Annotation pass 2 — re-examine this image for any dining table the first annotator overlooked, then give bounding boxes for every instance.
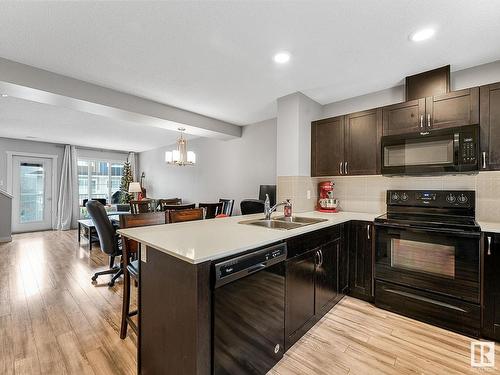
[77,211,130,250]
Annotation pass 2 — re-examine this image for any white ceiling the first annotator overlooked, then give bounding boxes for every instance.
[0,1,500,149]
[0,96,189,152]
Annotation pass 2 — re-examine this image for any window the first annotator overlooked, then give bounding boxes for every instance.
[78,159,124,205]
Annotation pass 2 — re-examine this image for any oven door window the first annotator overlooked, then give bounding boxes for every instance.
[375,226,480,303]
[384,138,454,167]
[390,239,455,278]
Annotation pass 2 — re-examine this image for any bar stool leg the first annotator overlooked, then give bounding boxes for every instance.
[120,269,130,339]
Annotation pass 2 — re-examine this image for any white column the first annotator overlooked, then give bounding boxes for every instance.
[276,92,322,211]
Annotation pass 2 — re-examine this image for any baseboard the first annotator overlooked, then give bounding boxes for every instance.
[0,236,12,243]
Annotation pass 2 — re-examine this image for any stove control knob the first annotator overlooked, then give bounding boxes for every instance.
[446,194,456,203]
[458,194,468,204]
[400,193,409,201]
[391,193,400,201]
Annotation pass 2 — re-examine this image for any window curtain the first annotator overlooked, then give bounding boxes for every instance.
[56,145,79,230]
[128,152,137,182]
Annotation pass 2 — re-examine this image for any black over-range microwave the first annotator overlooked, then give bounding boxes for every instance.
[381,125,479,175]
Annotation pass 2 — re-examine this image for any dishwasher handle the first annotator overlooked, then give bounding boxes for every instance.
[214,243,287,288]
[247,263,267,274]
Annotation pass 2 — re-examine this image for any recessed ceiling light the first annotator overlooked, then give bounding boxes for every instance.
[1,94,8,97]
[410,28,436,42]
[273,51,291,64]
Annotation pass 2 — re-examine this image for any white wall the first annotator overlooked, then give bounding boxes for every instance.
[298,94,323,176]
[0,192,12,242]
[0,137,66,193]
[322,86,405,118]
[323,60,500,117]
[77,147,129,163]
[138,119,277,215]
[276,92,322,176]
[276,93,299,177]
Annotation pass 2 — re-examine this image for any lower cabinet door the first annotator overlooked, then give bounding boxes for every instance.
[483,233,500,341]
[315,239,340,314]
[348,221,373,301]
[285,249,316,348]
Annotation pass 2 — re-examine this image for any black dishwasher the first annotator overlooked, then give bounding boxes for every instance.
[213,242,287,375]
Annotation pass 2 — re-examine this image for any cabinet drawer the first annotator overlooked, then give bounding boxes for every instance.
[375,280,480,337]
[286,225,341,258]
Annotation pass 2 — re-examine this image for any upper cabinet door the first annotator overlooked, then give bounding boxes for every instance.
[311,116,344,177]
[480,82,500,171]
[345,109,382,175]
[382,98,426,136]
[426,87,479,130]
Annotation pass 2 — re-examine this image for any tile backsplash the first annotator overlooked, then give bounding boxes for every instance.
[277,172,500,222]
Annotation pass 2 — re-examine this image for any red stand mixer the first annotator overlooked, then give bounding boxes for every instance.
[317,181,339,213]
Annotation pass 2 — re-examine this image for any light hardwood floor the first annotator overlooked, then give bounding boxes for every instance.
[1,230,498,375]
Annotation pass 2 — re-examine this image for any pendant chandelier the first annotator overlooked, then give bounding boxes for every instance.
[165,128,196,166]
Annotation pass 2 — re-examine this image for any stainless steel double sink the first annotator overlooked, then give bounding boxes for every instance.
[239,216,328,230]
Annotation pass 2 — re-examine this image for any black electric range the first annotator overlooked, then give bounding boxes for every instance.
[374,190,481,337]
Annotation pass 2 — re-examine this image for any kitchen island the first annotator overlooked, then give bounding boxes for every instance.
[118,211,379,375]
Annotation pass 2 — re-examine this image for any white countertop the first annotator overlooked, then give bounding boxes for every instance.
[478,221,500,234]
[118,211,380,264]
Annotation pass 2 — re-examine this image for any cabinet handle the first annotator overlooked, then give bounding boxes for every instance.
[344,161,348,175]
[427,113,431,128]
[367,225,370,240]
[315,249,324,268]
[487,236,492,256]
[339,162,343,175]
[420,115,424,128]
[482,152,487,169]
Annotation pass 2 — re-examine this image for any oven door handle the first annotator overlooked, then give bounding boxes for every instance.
[374,222,481,238]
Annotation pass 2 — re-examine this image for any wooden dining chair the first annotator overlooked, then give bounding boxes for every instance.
[162,203,195,212]
[129,199,154,214]
[119,211,166,339]
[219,199,235,216]
[198,202,224,219]
[167,208,205,223]
[157,198,182,211]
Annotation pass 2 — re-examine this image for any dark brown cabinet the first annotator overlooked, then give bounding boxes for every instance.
[480,82,500,170]
[285,249,316,344]
[348,221,374,301]
[383,88,479,136]
[285,226,345,349]
[427,87,479,130]
[382,99,426,136]
[315,239,340,314]
[311,116,344,176]
[483,233,500,341]
[345,109,382,175]
[311,109,381,176]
